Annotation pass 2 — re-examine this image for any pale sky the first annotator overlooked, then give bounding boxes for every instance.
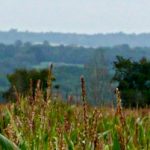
[0,0,150,34]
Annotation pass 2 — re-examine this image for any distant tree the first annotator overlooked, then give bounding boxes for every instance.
[3,67,55,101]
[85,50,114,105]
[24,41,32,47]
[113,56,150,107]
[43,40,49,46]
[14,40,23,47]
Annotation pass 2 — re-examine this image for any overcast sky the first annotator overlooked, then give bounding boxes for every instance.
[0,0,150,34]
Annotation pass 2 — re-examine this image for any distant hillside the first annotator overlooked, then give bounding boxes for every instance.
[1,29,150,47]
[0,42,150,93]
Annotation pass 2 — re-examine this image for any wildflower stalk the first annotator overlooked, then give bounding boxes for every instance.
[115,88,126,150]
[29,79,34,104]
[80,76,88,150]
[115,88,125,125]
[46,64,53,101]
[13,86,20,104]
[35,80,43,101]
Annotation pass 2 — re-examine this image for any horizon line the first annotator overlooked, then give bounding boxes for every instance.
[1,28,150,36]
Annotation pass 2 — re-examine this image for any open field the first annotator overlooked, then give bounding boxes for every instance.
[0,89,149,150]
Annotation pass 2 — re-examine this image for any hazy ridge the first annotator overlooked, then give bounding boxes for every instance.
[1,29,150,47]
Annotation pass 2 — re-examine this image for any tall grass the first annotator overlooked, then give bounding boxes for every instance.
[0,76,149,150]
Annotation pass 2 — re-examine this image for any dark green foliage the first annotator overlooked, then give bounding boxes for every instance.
[0,134,19,150]
[3,68,55,101]
[113,56,150,107]
[0,41,150,103]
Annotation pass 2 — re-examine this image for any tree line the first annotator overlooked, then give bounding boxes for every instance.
[3,55,150,107]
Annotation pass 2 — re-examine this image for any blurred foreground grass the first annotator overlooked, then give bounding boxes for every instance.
[0,95,149,150]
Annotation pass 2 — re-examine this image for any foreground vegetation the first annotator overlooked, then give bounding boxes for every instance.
[0,78,150,150]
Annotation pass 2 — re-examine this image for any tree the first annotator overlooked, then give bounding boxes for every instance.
[113,56,150,107]
[3,67,55,101]
[85,50,114,105]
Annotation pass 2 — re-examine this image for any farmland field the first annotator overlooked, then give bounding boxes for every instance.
[0,85,149,150]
